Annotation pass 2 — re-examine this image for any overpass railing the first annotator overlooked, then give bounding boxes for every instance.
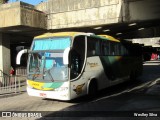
[0,70,26,96]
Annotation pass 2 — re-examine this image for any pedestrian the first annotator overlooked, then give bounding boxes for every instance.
[10,66,14,76]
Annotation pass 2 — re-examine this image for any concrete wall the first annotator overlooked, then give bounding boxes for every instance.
[0,2,47,29]
[132,37,160,47]
[123,0,160,22]
[0,2,21,27]
[36,0,123,29]
[20,4,47,29]
[35,0,160,30]
[0,33,10,75]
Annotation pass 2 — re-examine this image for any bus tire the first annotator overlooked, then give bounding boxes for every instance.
[88,80,97,97]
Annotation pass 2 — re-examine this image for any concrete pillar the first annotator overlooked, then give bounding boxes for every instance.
[0,33,11,75]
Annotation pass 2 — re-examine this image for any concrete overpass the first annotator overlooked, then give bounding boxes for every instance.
[35,0,160,38]
[0,2,47,74]
[0,0,160,74]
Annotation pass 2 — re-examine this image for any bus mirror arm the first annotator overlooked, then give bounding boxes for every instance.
[16,49,28,65]
[63,47,70,65]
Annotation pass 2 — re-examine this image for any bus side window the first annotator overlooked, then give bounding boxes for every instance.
[110,42,115,55]
[87,37,100,57]
[121,45,129,56]
[70,50,81,77]
[102,41,110,56]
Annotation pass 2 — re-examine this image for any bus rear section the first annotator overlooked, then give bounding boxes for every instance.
[69,35,143,99]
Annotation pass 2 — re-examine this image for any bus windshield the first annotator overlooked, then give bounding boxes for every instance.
[28,37,71,82]
[32,37,71,51]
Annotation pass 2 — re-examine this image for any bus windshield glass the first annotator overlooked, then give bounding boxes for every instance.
[28,37,71,81]
[32,37,71,51]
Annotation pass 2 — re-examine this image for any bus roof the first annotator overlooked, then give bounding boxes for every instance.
[34,32,87,39]
[98,35,120,42]
[34,32,119,43]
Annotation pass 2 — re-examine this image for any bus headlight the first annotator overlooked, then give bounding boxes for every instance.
[27,84,33,89]
[26,80,33,89]
[54,87,68,91]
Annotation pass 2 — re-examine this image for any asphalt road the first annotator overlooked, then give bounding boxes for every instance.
[1,61,160,120]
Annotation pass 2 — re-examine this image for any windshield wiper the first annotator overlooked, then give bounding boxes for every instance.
[44,69,54,82]
[48,69,54,82]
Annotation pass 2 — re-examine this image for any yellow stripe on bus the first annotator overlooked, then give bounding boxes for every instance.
[27,80,53,90]
[98,35,120,42]
[34,32,83,39]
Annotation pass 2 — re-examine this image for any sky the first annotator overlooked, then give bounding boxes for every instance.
[8,0,47,5]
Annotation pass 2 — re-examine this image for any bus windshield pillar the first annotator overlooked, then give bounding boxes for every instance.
[63,47,70,65]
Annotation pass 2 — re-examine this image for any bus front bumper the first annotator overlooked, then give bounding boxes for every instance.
[27,87,70,101]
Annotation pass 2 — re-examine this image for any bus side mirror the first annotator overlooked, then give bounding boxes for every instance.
[63,47,70,65]
[16,49,28,65]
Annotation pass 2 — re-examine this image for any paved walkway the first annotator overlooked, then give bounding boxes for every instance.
[0,92,75,111]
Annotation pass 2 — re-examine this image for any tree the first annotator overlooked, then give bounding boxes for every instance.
[4,0,9,3]
[0,0,9,4]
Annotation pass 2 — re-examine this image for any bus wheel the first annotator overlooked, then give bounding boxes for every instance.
[88,80,97,98]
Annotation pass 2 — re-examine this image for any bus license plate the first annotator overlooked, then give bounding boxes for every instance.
[40,93,46,97]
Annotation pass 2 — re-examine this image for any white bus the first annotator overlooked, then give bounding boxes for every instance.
[17,32,143,100]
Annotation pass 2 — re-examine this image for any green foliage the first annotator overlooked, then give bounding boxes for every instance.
[0,0,9,4]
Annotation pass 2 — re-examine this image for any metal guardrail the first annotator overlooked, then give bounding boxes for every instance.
[0,75,26,95]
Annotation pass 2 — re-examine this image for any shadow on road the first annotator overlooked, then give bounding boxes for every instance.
[38,61,160,119]
[38,85,160,119]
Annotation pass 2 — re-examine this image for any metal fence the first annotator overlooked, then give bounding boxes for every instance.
[16,67,27,76]
[0,70,26,95]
